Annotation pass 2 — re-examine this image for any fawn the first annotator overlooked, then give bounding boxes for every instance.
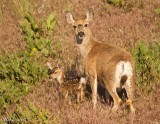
[65,11,135,113]
[47,63,86,103]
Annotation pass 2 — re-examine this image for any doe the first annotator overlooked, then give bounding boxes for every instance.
[65,11,135,113]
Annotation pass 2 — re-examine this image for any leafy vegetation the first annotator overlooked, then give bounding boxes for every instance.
[9,101,54,124]
[0,46,48,114]
[132,41,160,94]
[0,51,47,84]
[0,10,62,121]
[154,8,160,15]
[105,0,144,11]
[20,12,58,57]
[106,0,123,7]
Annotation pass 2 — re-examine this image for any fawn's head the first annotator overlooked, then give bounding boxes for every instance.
[65,11,93,45]
[48,67,63,80]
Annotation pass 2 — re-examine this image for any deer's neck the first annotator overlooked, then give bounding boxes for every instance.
[78,37,98,58]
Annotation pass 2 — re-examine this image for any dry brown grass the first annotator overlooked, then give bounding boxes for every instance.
[19,80,160,124]
[0,0,160,123]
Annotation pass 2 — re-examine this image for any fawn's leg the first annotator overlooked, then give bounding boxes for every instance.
[80,89,84,101]
[64,91,68,101]
[77,92,80,103]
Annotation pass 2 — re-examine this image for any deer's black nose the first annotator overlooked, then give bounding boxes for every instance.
[78,32,85,37]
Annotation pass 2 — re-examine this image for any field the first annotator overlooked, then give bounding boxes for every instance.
[0,0,160,123]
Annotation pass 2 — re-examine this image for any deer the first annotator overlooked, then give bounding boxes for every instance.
[47,63,86,103]
[65,11,135,113]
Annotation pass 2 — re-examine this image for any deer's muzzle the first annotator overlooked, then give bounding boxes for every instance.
[78,31,85,38]
[76,31,85,44]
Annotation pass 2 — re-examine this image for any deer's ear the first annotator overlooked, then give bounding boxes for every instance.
[65,12,75,24]
[85,10,94,22]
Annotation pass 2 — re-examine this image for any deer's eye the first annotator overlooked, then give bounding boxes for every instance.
[84,24,88,27]
[73,25,77,29]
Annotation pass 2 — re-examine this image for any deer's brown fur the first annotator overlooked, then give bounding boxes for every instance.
[65,11,135,113]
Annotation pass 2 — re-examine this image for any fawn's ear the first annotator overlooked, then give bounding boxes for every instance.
[65,12,75,25]
[85,10,94,22]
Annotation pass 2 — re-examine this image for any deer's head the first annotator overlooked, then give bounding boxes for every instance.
[48,67,63,80]
[65,11,93,45]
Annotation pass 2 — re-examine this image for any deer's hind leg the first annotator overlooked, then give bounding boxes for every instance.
[124,75,135,114]
[103,67,122,112]
[104,82,122,112]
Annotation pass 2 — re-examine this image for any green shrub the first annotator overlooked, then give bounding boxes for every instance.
[7,101,58,124]
[154,8,160,15]
[0,51,48,111]
[0,81,29,109]
[0,1,62,122]
[106,0,144,11]
[0,51,47,84]
[131,41,160,94]
[20,12,60,57]
[107,0,123,7]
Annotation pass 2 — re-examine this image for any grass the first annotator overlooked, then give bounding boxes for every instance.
[0,0,160,123]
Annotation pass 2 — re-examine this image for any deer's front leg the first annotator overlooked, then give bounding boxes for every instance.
[89,75,97,109]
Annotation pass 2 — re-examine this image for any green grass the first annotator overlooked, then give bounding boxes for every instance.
[131,41,160,94]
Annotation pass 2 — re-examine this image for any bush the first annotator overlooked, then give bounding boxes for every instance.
[0,51,48,110]
[0,11,61,118]
[19,12,58,57]
[131,41,160,94]
[107,0,123,7]
[0,51,47,84]
[9,101,51,124]
[154,8,160,15]
[106,0,144,11]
